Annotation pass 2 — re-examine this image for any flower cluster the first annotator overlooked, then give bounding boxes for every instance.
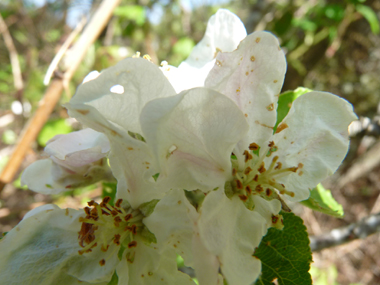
[0,9,356,285]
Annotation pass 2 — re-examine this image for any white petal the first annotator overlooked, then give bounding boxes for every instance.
[140,88,249,192]
[126,238,195,285]
[198,189,266,285]
[192,232,221,285]
[184,9,246,70]
[108,138,166,208]
[69,57,176,134]
[143,189,197,267]
[45,128,110,168]
[165,9,246,93]
[0,206,111,285]
[205,31,287,148]
[21,159,70,194]
[272,91,357,201]
[252,195,282,229]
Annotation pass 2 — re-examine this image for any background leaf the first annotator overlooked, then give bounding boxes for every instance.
[254,212,312,285]
[300,184,344,218]
[356,5,380,34]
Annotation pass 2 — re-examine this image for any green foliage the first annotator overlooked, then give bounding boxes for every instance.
[114,5,146,26]
[102,182,117,206]
[173,37,195,58]
[37,118,73,146]
[310,265,339,285]
[300,184,344,217]
[356,5,380,34]
[2,129,17,145]
[274,87,312,132]
[254,212,312,285]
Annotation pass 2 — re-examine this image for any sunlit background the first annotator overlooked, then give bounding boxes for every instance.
[0,0,379,284]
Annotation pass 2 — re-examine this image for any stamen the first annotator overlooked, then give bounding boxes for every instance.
[249,142,259,151]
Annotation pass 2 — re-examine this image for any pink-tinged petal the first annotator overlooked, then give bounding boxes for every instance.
[69,57,176,134]
[140,88,249,192]
[271,92,357,201]
[205,31,287,148]
[45,128,110,168]
[198,189,266,285]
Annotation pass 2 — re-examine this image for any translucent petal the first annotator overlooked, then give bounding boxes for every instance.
[21,159,74,194]
[198,189,266,285]
[205,31,287,149]
[143,189,197,267]
[140,88,249,192]
[271,92,357,201]
[0,206,110,284]
[69,58,176,134]
[126,237,195,285]
[183,9,246,70]
[163,9,246,93]
[108,138,166,208]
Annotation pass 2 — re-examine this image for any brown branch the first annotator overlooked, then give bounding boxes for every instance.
[0,13,23,92]
[309,212,380,252]
[0,0,121,193]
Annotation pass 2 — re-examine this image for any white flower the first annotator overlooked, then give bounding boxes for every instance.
[0,199,195,284]
[141,10,357,285]
[21,128,112,194]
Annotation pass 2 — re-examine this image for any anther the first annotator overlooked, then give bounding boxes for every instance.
[243,150,253,162]
[245,185,252,194]
[236,179,243,190]
[115,199,123,208]
[99,259,106,266]
[128,241,137,248]
[102,196,111,204]
[249,143,259,151]
[244,167,252,175]
[239,195,248,202]
[258,162,266,173]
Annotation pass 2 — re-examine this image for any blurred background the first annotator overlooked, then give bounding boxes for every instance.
[0,0,379,284]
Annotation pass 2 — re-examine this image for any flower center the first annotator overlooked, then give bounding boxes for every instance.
[78,197,145,266]
[227,141,304,209]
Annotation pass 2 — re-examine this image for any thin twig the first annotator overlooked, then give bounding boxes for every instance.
[309,212,380,252]
[0,0,121,193]
[0,13,23,92]
[43,17,87,86]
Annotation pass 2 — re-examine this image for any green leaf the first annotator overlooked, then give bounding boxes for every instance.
[114,5,146,26]
[274,87,312,132]
[300,184,344,217]
[254,212,312,285]
[356,5,380,34]
[37,119,73,147]
[107,271,119,285]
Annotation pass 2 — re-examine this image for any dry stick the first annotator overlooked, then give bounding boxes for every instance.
[0,13,23,92]
[309,211,380,252]
[0,0,121,193]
